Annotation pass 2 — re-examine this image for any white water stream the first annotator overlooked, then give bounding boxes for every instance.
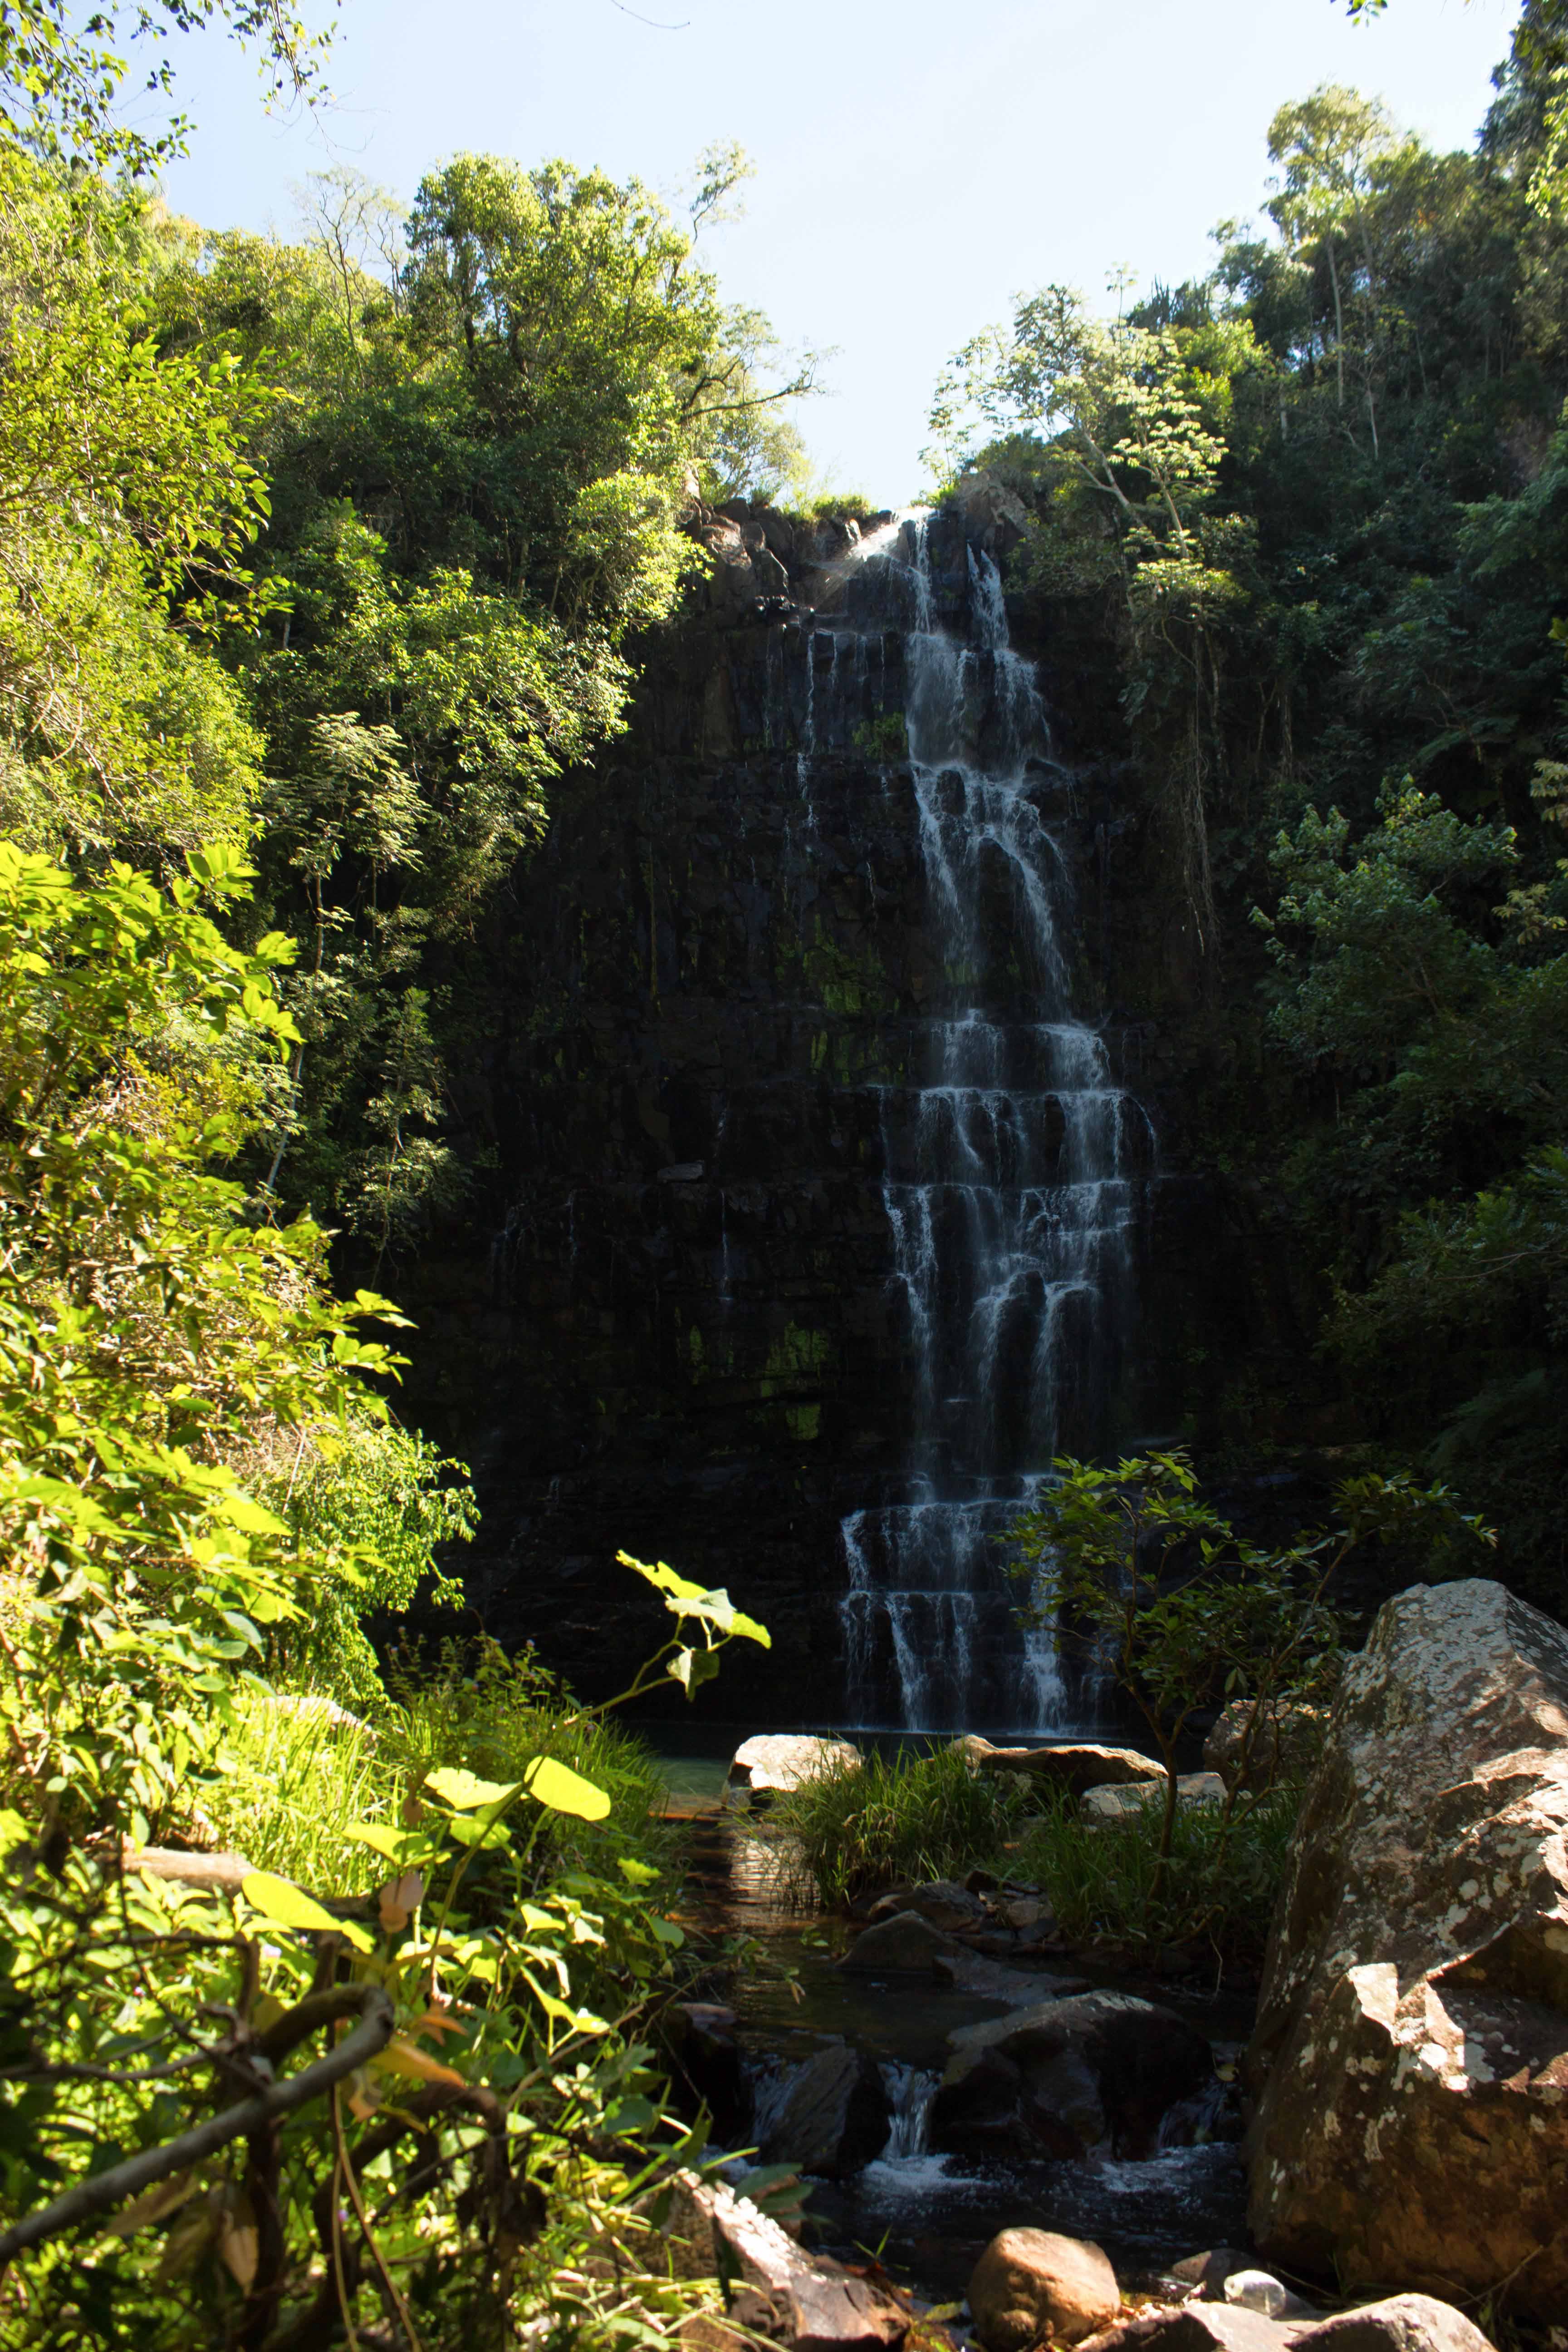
[828,520,1153,1730]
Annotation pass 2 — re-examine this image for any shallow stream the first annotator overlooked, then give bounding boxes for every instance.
[658,1760,1253,2306]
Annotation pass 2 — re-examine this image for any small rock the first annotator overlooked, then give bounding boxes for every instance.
[1225,2275,1290,2320]
[1168,2251,1254,2300]
[1080,1773,1226,1822]
[1000,1896,1045,1930]
[969,2227,1120,2352]
[1293,2298,1497,2352]
[867,1877,985,1933]
[841,1911,963,1974]
[728,1735,861,1798]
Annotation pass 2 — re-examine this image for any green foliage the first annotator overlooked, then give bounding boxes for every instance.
[767,1744,1025,1909]
[0,152,271,858]
[1009,1451,1490,1880]
[0,0,331,175]
[1014,1782,1303,1968]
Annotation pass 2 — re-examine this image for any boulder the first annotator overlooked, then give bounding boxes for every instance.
[757,2043,890,2179]
[728,1734,860,1798]
[840,1910,962,1974]
[1293,2299,1496,2352]
[968,2228,1120,2351]
[1204,1700,1327,1794]
[1246,1580,1568,2318]
[866,1877,984,1932]
[660,2170,908,2350]
[1081,1773,1225,1822]
[963,1738,1165,1796]
[931,1989,1214,2160]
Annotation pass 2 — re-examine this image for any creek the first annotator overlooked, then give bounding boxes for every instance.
[657,1750,1253,2310]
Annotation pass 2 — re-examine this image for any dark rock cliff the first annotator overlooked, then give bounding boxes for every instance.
[396,500,1291,1721]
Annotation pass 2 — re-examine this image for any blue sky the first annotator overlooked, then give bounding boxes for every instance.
[157,0,1521,502]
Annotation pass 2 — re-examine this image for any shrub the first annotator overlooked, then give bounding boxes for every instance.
[1016,1782,1303,1968]
[767,1743,1025,1908]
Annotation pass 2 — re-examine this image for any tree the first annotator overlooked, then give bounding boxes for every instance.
[1266,86,1406,437]
[0,0,333,175]
[1009,1452,1490,1893]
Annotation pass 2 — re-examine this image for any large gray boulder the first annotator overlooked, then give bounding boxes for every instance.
[931,1989,1214,2160]
[1247,1579,1568,2318]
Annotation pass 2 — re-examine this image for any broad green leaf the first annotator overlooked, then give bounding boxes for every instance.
[522,1756,611,1821]
[617,1857,659,1884]
[424,1767,519,1813]
[344,1823,410,1861]
[241,1872,372,1953]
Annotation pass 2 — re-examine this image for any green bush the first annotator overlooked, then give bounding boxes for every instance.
[1015,1783,1303,1967]
[767,1743,1025,1907]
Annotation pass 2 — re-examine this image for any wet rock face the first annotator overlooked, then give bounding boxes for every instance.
[1246,1579,1568,2317]
[756,2041,891,2179]
[397,505,1242,1720]
[931,1989,1216,2160]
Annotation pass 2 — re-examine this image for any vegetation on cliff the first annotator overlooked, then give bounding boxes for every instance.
[932,0,1568,1609]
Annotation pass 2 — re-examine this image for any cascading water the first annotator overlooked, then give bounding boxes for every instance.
[833,518,1153,1731]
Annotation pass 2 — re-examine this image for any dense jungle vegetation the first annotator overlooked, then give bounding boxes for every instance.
[930,5,1568,1613]
[5,0,1568,2338]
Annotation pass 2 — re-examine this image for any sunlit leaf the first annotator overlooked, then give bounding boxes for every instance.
[425,1767,519,1813]
[522,1756,611,1821]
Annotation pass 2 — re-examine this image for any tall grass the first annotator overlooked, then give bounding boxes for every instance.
[1015,1784,1302,1965]
[767,1744,1301,1965]
[202,1688,396,1894]
[767,1744,1025,1907]
[201,1638,672,1899]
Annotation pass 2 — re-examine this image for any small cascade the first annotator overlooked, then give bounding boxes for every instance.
[833,518,1154,1731]
[877,2061,938,2160]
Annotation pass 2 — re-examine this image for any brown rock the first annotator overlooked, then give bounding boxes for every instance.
[1293,2298,1496,2352]
[1204,1700,1326,1794]
[867,1878,985,1933]
[1247,1579,1568,2318]
[969,2228,1119,2351]
[969,1740,1165,1796]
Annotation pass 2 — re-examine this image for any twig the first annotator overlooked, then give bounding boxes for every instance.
[0,1985,394,2264]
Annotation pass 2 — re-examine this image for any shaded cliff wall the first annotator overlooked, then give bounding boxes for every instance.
[397,505,1289,1718]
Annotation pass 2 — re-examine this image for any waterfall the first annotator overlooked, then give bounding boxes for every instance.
[834,517,1153,1732]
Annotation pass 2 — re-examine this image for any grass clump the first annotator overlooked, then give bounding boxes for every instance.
[768,1742,1025,1906]
[768,1741,1300,1968]
[1014,1783,1303,1969]
[202,1637,672,1901]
